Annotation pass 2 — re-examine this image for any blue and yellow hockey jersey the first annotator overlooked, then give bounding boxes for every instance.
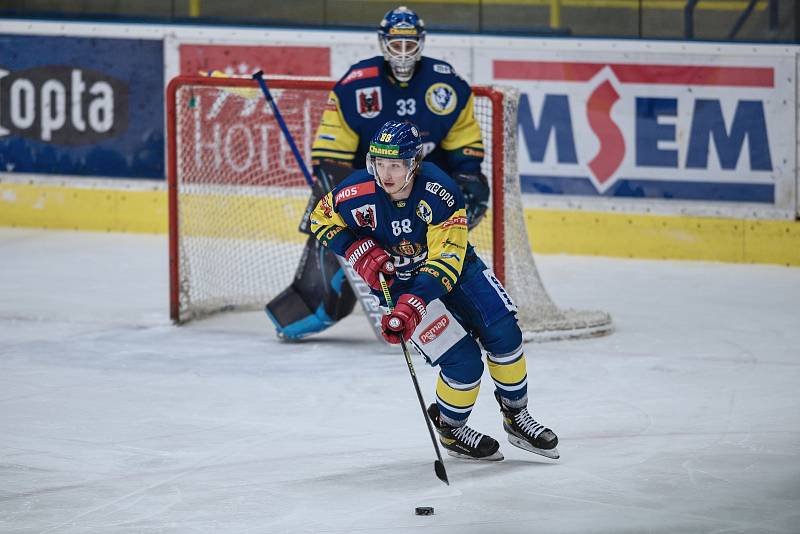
[311,56,484,176]
[309,162,474,305]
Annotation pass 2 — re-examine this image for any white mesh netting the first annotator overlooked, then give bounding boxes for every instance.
[483,86,613,341]
[169,77,612,341]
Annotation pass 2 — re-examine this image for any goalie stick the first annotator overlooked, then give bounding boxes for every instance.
[252,70,385,343]
[379,272,449,486]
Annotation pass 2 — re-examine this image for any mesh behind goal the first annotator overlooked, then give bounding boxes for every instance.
[167,76,612,341]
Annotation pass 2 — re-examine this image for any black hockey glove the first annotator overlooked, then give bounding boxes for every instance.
[452,172,489,230]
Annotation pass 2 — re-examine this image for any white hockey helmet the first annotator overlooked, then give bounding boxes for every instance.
[378,6,426,82]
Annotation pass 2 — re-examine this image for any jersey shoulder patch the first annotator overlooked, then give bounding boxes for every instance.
[420,57,464,83]
[416,164,464,223]
[337,57,384,87]
[425,82,458,116]
[333,174,376,207]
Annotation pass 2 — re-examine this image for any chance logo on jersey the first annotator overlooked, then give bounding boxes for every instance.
[352,204,377,230]
[356,87,382,118]
[425,83,457,115]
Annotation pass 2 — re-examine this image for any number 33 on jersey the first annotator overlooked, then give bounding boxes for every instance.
[310,56,484,177]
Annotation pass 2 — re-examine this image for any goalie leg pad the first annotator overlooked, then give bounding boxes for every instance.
[265,286,335,340]
[266,236,356,340]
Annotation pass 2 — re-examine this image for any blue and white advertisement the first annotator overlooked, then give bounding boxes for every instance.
[475,45,797,218]
[0,35,164,179]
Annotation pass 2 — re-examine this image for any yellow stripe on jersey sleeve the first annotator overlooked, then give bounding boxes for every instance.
[424,208,469,290]
[310,191,347,239]
[440,93,484,152]
[311,92,359,163]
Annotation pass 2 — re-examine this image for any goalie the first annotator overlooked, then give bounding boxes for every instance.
[309,120,559,460]
[266,6,490,340]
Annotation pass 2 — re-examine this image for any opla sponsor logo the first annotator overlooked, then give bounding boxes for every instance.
[498,60,775,193]
[418,314,449,344]
[0,66,127,144]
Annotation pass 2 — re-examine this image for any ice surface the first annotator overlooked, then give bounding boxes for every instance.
[1,228,799,533]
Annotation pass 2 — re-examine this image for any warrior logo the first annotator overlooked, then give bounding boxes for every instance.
[351,204,377,230]
[356,86,382,118]
[425,83,457,115]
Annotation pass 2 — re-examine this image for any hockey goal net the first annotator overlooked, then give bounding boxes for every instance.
[167,75,612,341]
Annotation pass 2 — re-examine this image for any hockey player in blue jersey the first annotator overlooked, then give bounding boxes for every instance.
[267,6,490,340]
[310,120,559,461]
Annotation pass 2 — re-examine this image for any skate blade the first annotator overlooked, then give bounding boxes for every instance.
[446,449,505,462]
[507,435,560,459]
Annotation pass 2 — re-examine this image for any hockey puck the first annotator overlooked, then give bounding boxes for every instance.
[415,506,434,516]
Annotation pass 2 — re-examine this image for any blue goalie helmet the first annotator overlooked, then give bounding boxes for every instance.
[378,6,426,82]
[366,120,423,191]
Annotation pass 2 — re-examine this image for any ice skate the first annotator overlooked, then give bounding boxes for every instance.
[495,392,559,459]
[427,404,503,461]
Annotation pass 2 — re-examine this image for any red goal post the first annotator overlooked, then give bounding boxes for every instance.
[167,75,612,341]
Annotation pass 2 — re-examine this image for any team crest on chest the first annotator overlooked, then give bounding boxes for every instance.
[416,200,433,223]
[351,204,377,230]
[356,87,382,118]
[425,83,457,115]
[393,239,423,258]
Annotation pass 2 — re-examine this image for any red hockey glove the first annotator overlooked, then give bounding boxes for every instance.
[345,238,395,290]
[381,294,427,344]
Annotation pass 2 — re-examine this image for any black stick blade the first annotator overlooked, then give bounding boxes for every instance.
[434,460,449,486]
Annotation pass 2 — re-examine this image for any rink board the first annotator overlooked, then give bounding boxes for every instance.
[2,179,797,266]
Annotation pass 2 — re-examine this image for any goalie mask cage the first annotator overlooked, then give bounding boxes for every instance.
[167,75,612,341]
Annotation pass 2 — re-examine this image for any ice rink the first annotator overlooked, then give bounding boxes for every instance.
[1,228,799,533]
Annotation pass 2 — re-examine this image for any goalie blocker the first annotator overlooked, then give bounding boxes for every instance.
[266,161,358,340]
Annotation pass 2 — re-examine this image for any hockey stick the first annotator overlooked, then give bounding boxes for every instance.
[378,273,450,486]
[252,70,385,342]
